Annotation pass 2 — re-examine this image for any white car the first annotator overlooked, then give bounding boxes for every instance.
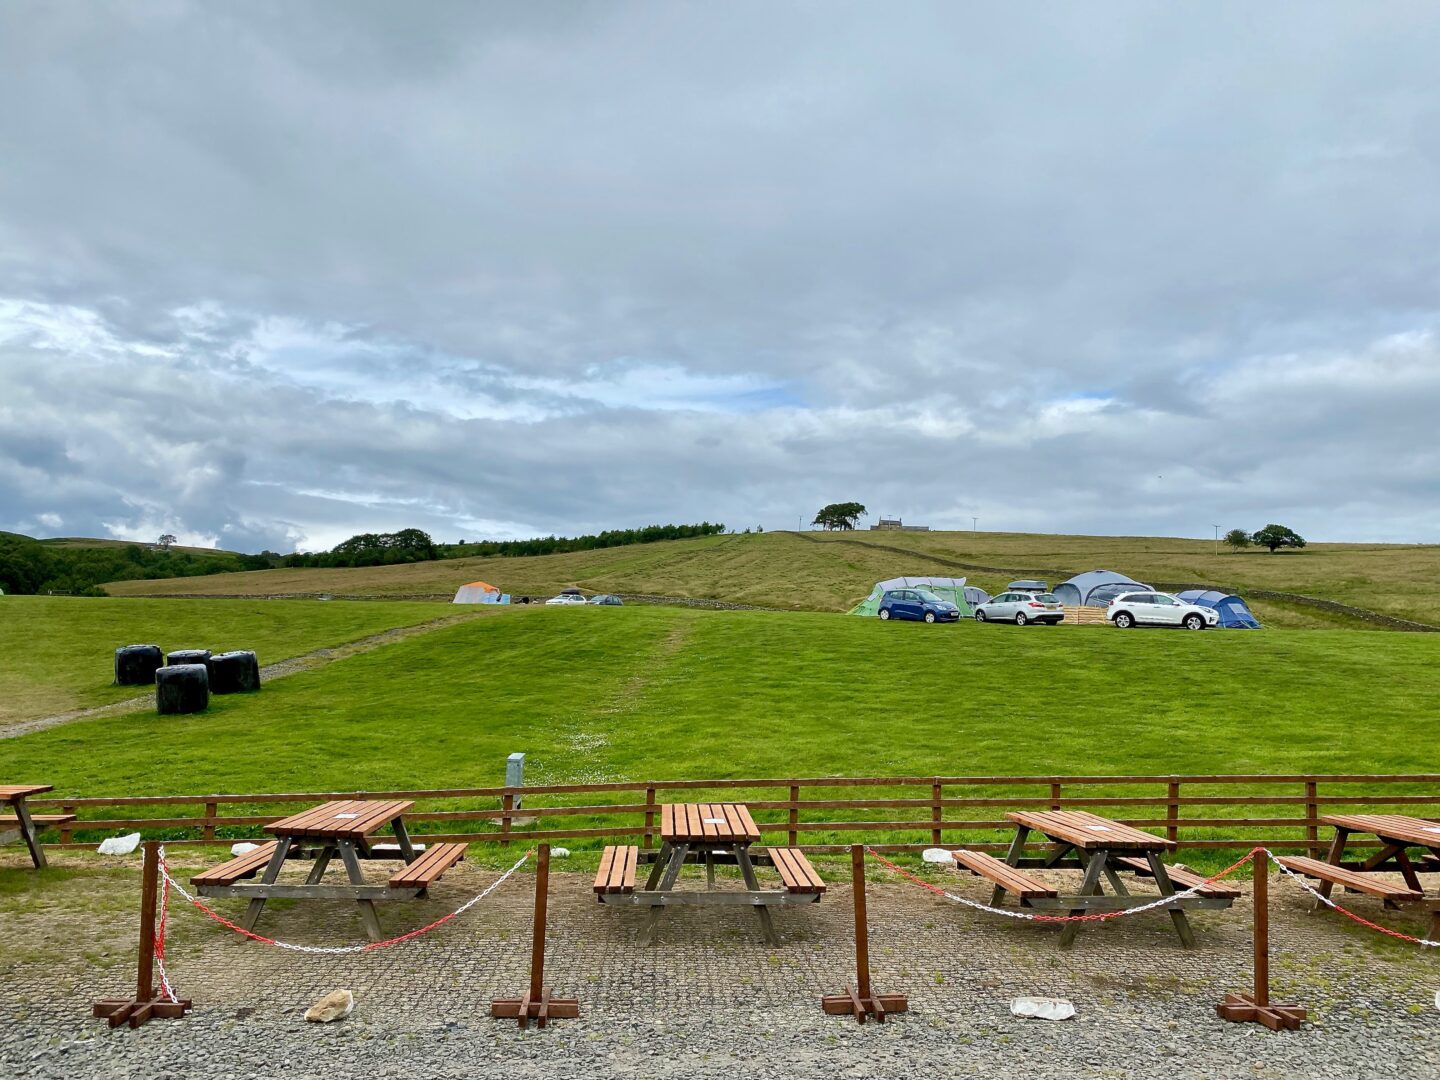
[1106,591,1219,630]
[544,593,589,606]
[974,591,1066,625]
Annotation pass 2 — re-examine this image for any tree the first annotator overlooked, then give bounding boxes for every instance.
[1222,528,1250,552]
[157,533,177,549]
[1251,523,1307,553]
[812,502,868,531]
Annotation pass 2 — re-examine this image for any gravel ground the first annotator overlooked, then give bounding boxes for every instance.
[3,852,1438,1078]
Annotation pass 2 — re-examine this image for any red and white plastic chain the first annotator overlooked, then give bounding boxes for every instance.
[153,851,179,1003]
[155,845,532,955]
[864,845,1258,923]
[1265,849,1440,948]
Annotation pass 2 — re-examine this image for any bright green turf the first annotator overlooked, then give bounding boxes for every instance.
[4,605,1436,796]
[0,595,462,726]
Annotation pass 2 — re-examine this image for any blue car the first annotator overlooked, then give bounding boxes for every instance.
[877,588,961,623]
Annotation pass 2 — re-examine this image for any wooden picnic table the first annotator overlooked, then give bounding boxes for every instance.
[191,799,467,941]
[1276,814,1440,939]
[0,784,75,869]
[593,803,824,946]
[956,809,1234,948]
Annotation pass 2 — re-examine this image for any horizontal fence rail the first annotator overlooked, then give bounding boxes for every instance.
[29,775,1440,858]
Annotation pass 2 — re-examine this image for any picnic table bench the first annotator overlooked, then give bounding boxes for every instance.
[191,800,466,940]
[594,803,823,945]
[0,785,74,869]
[952,809,1234,948]
[1277,814,1440,938]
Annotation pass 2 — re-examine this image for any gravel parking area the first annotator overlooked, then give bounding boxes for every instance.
[2,852,1437,1078]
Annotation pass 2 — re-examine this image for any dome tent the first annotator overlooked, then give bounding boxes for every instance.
[1052,570,1150,608]
[452,581,509,604]
[1176,590,1261,629]
[850,576,972,617]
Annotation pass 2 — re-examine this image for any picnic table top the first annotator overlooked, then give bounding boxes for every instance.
[267,799,414,840]
[661,803,761,844]
[1321,814,1440,849]
[0,785,52,803]
[1007,809,1174,852]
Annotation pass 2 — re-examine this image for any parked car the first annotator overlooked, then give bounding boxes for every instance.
[587,594,623,606]
[877,588,961,623]
[1106,591,1219,630]
[544,593,589,606]
[974,592,1066,626]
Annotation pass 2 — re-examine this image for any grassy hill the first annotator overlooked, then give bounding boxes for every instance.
[0,595,463,726]
[100,529,1440,628]
[3,603,1436,802]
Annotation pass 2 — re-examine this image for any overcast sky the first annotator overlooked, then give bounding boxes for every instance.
[2,3,1439,552]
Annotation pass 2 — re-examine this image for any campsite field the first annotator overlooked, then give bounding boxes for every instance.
[3,601,1437,803]
[101,529,1440,628]
[0,595,464,727]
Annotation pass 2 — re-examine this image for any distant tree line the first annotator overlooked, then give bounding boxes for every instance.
[0,532,279,596]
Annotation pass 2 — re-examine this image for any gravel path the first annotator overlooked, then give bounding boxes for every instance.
[3,854,1437,1078]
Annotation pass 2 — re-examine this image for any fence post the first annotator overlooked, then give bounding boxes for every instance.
[1217,850,1305,1029]
[1167,781,1180,846]
[500,793,514,848]
[930,780,942,846]
[92,842,192,1028]
[61,803,76,846]
[203,801,218,844]
[1304,781,1319,858]
[821,845,908,1023]
[788,784,800,848]
[643,786,657,849]
[1049,782,1062,810]
[489,844,579,1028]
[506,753,526,810]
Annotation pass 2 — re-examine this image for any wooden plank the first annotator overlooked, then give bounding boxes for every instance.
[389,843,466,888]
[1321,814,1440,849]
[1112,856,1241,899]
[0,784,53,801]
[619,844,637,891]
[732,803,762,841]
[594,846,618,893]
[190,841,282,886]
[1275,856,1424,900]
[952,850,1056,899]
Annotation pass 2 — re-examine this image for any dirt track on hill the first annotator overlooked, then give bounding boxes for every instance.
[1,612,481,741]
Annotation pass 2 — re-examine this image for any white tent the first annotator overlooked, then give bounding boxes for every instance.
[452,580,508,604]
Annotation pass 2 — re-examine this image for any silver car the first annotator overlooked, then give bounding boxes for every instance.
[974,591,1066,626]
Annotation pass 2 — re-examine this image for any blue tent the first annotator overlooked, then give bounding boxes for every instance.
[1052,570,1149,608]
[1176,590,1261,629]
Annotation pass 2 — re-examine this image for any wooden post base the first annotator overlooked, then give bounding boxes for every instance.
[489,987,579,1030]
[1216,993,1306,1031]
[821,985,909,1024]
[92,996,193,1029]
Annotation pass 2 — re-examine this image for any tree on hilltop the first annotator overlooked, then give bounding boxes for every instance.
[1251,523,1307,553]
[812,502,867,530]
[1222,528,1250,551]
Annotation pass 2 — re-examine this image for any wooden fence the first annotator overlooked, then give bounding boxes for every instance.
[31,774,1440,857]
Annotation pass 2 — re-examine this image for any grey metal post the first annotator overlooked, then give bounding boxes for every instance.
[507,752,526,809]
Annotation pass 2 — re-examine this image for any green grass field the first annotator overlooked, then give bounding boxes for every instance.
[0,595,463,727]
[100,529,1440,628]
[5,603,1437,797]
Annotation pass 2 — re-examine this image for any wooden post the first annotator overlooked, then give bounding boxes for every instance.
[92,842,193,1028]
[500,792,514,849]
[203,801,218,844]
[1217,850,1305,1030]
[490,844,578,1028]
[1049,781,1062,811]
[822,845,908,1023]
[643,786,657,849]
[61,803,76,846]
[1304,781,1319,858]
[1167,781,1180,845]
[788,784,800,848]
[930,781,942,846]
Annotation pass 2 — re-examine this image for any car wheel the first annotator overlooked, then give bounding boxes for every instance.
[878,608,891,621]
[924,611,936,624]
[1183,613,1205,630]
[1114,612,1134,629]
[975,610,987,622]
[1015,612,1028,626]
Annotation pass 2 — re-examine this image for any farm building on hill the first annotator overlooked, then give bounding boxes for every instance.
[870,517,930,531]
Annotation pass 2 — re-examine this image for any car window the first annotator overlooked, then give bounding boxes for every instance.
[915,590,943,603]
[1036,594,1059,603]
[1153,595,1176,605]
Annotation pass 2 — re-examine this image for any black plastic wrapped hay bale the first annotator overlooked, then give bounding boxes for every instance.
[211,650,260,694]
[155,664,210,715]
[114,644,164,686]
[165,649,212,679]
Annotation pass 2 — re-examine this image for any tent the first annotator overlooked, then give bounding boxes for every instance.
[1176,589,1261,629]
[963,585,990,609]
[452,580,508,605]
[1051,570,1150,608]
[850,576,972,617]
